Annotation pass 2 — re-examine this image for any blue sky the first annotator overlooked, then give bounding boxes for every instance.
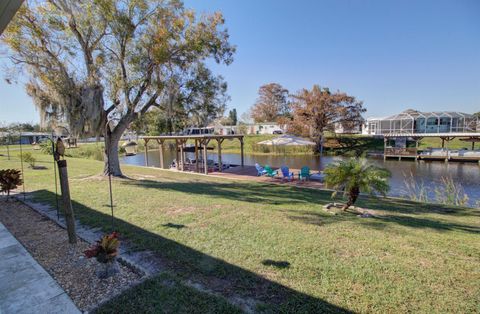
[1,0,479,124]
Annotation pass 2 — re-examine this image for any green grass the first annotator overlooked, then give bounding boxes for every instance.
[1,151,479,313]
[418,137,476,150]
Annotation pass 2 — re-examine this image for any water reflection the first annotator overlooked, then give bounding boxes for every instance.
[122,149,480,206]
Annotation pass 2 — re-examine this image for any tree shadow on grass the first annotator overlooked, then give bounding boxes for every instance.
[356,195,480,217]
[119,177,333,206]
[261,260,291,269]
[31,189,352,313]
[162,222,186,229]
[284,207,480,234]
[118,176,480,235]
[119,176,479,219]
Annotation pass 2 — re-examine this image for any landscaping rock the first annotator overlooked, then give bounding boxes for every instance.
[357,211,375,218]
[0,199,143,312]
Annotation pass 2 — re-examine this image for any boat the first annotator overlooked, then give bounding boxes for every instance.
[122,141,138,156]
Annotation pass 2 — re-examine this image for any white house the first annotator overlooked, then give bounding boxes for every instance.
[206,121,284,135]
[245,122,284,135]
[363,110,479,136]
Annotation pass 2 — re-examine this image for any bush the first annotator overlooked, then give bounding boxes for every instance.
[39,141,53,155]
[19,152,36,168]
[0,169,23,196]
[84,232,121,263]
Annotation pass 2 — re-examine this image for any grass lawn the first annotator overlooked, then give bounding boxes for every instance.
[418,137,476,150]
[1,150,479,313]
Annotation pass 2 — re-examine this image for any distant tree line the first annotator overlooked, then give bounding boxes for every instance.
[0,122,41,133]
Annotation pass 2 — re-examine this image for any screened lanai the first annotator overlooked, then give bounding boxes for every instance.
[367,110,479,135]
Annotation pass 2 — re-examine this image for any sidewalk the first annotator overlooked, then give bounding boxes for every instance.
[0,222,80,314]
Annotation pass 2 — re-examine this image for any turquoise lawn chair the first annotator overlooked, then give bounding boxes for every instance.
[255,163,267,176]
[264,165,278,177]
[298,166,311,181]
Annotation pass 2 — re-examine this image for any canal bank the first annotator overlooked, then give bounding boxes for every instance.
[122,149,480,207]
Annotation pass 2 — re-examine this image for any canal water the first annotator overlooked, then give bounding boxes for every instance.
[122,150,480,207]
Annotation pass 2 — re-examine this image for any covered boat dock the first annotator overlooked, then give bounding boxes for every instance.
[143,134,245,174]
[383,132,480,162]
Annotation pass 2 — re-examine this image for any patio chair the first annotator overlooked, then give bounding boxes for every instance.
[280,166,294,181]
[264,165,278,177]
[298,166,311,181]
[255,163,267,176]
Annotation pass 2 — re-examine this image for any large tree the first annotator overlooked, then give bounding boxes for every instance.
[182,63,229,128]
[289,85,365,152]
[2,0,234,176]
[250,83,290,123]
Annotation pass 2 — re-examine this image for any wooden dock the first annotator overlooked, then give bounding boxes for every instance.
[383,132,480,163]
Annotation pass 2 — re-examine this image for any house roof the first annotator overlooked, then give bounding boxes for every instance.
[383,110,475,121]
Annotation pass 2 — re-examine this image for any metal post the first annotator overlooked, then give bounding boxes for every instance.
[19,132,26,200]
[105,122,115,232]
[50,133,60,220]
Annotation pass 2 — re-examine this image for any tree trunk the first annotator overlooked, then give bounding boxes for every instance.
[103,120,129,177]
[343,186,360,210]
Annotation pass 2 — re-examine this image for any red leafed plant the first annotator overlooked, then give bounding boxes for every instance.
[84,232,120,263]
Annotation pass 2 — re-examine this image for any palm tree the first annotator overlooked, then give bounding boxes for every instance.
[324,158,391,210]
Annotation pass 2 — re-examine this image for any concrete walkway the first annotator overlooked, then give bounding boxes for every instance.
[0,222,80,314]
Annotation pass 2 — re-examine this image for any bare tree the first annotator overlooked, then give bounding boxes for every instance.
[250,83,290,123]
[289,85,365,152]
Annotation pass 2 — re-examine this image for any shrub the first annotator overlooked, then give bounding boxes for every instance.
[0,169,23,196]
[39,141,53,155]
[324,158,391,209]
[403,173,470,207]
[403,172,429,203]
[434,176,469,207]
[84,232,121,263]
[19,152,36,168]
